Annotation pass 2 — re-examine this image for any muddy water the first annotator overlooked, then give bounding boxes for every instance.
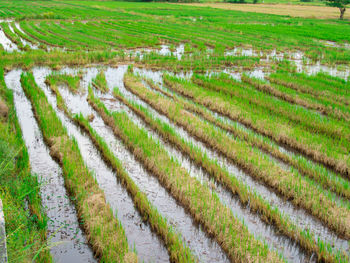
[110,67,350,256]
[32,67,170,263]
[55,69,231,263]
[5,69,96,263]
[0,25,17,52]
[101,72,312,262]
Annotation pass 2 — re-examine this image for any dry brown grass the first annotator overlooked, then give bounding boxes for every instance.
[0,98,9,118]
[179,3,348,20]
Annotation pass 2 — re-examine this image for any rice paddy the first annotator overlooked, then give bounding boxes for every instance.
[0,1,349,262]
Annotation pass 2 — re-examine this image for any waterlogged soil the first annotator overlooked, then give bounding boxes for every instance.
[53,67,231,263]
[123,67,350,255]
[0,25,17,52]
[16,65,349,262]
[8,23,37,49]
[32,67,170,263]
[102,67,312,262]
[5,69,96,263]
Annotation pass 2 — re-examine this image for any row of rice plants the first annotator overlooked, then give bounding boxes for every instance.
[45,72,81,94]
[0,23,26,51]
[10,22,42,49]
[191,74,349,142]
[162,75,350,179]
[0,68,52,262]
[20,72,137,263]
[112,82,347,262]
[92,71,109,93]
[141,52,261,73]
[43,22,107,51]
[143,76,350,201]
[88,87,283,263]
[241,75,350,122]
[45,72,197,262]
[123,72,350,239]
[0,50,123,69]
[19,21,67,50]
[267,72,349,109]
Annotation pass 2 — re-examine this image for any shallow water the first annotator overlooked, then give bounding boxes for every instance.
[123,67,350,255]
[58,67,230,263]
[103,68,317,262]
[32,67,170,263]
[0,25,17,52]
[5,69,96,263]
[8,23,37,49]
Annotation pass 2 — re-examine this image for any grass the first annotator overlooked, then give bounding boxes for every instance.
[91,70,109,93]
[45,72,81,94]
[88,86,283,263]
[112,82,348,262]
[123,72,350,240]
[44,78,197,262]
[0,1,349,64]
[0,67,52,262]
[0,1,349,261]
[73,112,196,263]
[163,74,350,179]
[20,72,137,263]
[143,76,350,201]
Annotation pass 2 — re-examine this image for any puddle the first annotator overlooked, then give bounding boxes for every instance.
[5,69,96,263]
[32,67,170,263]
[120,67,350,256]
[226,47,349,80]
[58,67,230,263]
[319,40,350,49]
[0,25,18,52]
[0,19,14,23]
[159,44,185,60]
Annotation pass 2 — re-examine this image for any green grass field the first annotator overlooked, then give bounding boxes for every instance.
[0,1,349,262]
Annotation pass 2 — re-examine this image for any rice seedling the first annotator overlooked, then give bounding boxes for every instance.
[123,72,350,240]
[91,70,109,93]
[45,72,81,94]
[112,84,348,262]
[0,68,52,262]
[1,1,350,262]
[143,76,350,201]
[88,87,283,263]
[20,72,137,263]
[163,74,350,179]
[73,113,196,263]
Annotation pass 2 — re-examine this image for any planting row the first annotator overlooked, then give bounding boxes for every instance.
[3,65,350,262]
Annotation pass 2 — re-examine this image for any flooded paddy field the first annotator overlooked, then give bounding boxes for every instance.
[0,1,349,262]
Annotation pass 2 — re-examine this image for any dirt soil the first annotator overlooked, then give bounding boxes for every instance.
[0,100,9,119]
[179,3,348,20]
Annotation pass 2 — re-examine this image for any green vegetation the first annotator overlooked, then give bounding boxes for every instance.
[88,86,283,263]
[0,68,51,262]
[74,112,196,263]
[124,72,350,239]
[163,74,350,179]
[92,71,109,93]
[20,72,137,263]
[45,72,81,94]
[0,1,349,64]
[112,80,347,262]
[0,1,349,262]
[143,76,350,201]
